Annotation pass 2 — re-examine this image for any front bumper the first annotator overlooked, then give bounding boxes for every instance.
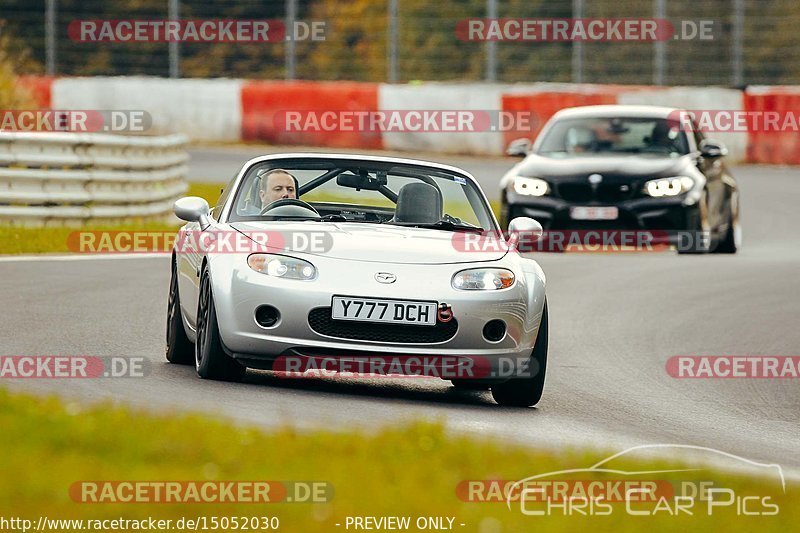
[207,254,546,380]
[508,192,698,233]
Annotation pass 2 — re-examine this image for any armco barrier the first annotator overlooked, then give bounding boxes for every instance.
[0,132,188,226]
[241,81,381,149]
[745,86,800,165]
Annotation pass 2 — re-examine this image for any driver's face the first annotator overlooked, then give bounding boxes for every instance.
[259,173,296,204]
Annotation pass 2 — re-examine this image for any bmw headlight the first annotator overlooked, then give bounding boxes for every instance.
[247,254,317,281]
[452,268,515,290]
[643,176,696,197]
[513,176,549,197]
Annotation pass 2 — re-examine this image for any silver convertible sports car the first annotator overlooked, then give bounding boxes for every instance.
[165,154,548,407]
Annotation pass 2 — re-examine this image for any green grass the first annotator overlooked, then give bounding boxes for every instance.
[0,183,224,255]
[1,387,796,531]
[0,183,502,255]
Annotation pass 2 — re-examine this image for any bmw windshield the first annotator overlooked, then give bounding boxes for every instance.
[537,117,690,157]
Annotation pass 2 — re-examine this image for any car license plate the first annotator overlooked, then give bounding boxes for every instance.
[331,297,437,326]
[570,206,619,220]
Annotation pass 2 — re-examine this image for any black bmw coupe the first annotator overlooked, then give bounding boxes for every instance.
[500,105,740,253]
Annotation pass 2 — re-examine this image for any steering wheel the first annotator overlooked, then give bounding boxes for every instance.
[259,198,321,216]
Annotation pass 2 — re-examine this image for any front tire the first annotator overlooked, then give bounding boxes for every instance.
[678,191,712,254]
[491,300,548,407]
[195,266,246,382]
[500,197,521,231]
[714,192,740,254]
[165,258,194,365]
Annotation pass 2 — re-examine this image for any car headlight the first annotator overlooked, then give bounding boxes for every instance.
[513,176,549,197]
[452,268,515,290]
[247,253,317,281]
[643,176,696,197]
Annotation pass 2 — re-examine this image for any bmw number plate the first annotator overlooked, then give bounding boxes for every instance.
[569,206,619,220]
[331,297,437,326]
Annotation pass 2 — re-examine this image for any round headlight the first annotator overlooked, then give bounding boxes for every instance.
[513,177,549,197]
[452,268,515,290]
[643,176,695,197]
[248,254,317,281]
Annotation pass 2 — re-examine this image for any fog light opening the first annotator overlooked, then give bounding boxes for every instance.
[255,305,280,328]
[483,320,507,342]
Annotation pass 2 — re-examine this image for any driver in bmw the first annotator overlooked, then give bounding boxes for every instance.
[258,168,298,206]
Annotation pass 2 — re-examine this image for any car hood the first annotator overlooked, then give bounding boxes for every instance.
[229,221,507,264]
[516,153,691,180]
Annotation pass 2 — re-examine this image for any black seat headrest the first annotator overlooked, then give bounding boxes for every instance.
[394,182,442,224]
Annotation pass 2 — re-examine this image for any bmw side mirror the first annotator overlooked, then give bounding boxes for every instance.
[174,196,210,222]
[699,139,728,159]
[507,216,544,247]
[506,138,533,157]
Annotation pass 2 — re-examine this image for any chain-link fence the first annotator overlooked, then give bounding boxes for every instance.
[2,0,799,86]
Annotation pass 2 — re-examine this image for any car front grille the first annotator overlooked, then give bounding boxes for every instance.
[556,181,636,203]
[596,183,634,202]
[307,307,458,344]
[557,183,593,202]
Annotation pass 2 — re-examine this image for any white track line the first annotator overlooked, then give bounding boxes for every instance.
[0,253,169,262]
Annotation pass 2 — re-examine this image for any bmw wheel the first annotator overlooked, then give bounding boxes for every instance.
[678,191,712,254]
[714,192,740,254]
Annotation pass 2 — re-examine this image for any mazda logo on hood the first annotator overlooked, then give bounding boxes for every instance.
[375,272,397,284]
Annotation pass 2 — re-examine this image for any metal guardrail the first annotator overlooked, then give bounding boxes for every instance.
[0,132,188,225]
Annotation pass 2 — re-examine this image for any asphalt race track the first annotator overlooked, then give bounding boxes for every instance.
[2,146,799,476]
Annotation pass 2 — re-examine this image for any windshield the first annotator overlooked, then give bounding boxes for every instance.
[536,116,690,156]
[226,159,494,231]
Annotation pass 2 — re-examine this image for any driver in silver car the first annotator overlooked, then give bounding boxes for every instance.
[258,168,298,205]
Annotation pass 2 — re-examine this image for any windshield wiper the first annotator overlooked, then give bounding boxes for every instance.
[394,220,484,233]
[315,215,388,223]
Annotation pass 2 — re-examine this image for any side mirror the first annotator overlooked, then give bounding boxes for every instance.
[506,138,533,157]
[174,196,210,222]
[699,139,728,159]
[507,216,543,247]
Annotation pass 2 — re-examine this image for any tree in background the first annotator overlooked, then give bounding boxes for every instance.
[0,23,35,108]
